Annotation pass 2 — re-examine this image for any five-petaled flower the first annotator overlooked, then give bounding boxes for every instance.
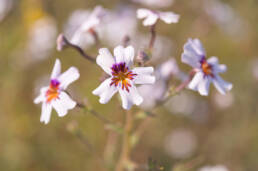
[181,38,232,96]
[34,59,80,124]
[93,45,155,110]
[137,8,180,26]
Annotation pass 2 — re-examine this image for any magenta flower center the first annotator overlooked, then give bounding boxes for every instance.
[110,62,137,92]
[46,79,60,102]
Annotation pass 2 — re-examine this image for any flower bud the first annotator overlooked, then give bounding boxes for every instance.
[136,50,149,64]
[56,34,69,51]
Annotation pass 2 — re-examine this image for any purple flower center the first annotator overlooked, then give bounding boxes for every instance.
[110,62,137,92]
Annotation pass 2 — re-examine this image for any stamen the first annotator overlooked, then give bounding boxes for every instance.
[200,58,213,77]
[46,79,60,102]
[110,62,137,92]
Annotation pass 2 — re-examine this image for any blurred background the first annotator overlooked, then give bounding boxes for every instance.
[0,0,257,170]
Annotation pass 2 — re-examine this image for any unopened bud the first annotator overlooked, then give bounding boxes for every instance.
[56,34,69,51]
[136,50,149,64]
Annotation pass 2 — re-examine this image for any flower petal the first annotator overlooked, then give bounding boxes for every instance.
[40,102,52,124]
[197,77,211,96]
[124,46,135,66]
[96,48,115,75]
[58,67,80,90]
[132,67,155,84]
[207,56,218,65]
[213,75,232,95]
[51,59,61,79]
[137,8,151,19]
[34,87,48,104]
[52,92,76,117]
[143,14,159,26]
[159,12,180,24]
[92,78,118,104]
[132,67,154,75]
[188,72,204,91]
[114,45,125,63]
[119,84,143,110]
[181,39,206,68]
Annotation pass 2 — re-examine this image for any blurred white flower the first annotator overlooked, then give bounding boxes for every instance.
[64,6,106,48]
[99,6,137,47]
[34,59,80,124]
[131,34,175,62]
[25,17,57,64]
[158,58,179,80]
[251,58,258,81]
[93,45,155,110]
[212,91,234,109]
[204,0,248,40]
[165,92,210,123]
[182,38,232,96]
[139,58,181,109]
[199,165,229,171]
[132,0,174,8]
[0,0,13,22]
[137,8,179,26]
[164,129,197,159]
[139,58,189,110]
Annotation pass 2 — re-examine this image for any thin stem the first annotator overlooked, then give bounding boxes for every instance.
[73,129,105,167]
[158,69,196,106]
[58,33,96,63]
[149,24,156,51]
[67,41,96,63]
[76,103,113,125]
[133,70,196,148]
[115,110,133,171]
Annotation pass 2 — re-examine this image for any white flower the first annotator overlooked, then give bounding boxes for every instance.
[69,6,106,46]
[34,59,80,124]
[181,38,232,96]
[98,7,137,47]
[93,45,155,110]
[137,8,179,26]
[199,165,229,171]
[132,0,174,8]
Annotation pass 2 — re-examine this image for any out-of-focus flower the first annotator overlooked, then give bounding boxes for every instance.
[212,91,234,109]
[182,38,232,96]
[137,8,179,26]
[64,6,106,48]
[93,45,155,110]
[34,59,80,124]
[199,165,229,171]
[164,128,197,159]
[24,16,57,64]
[132,34,175,62]
[165,92,210,123]
[251,58,258,81]
[99,6,137,47]
[139,58,181,109]
[158,58,179,80]
[0,0,13,22]
[204,0,248,40]
[132,0,174,8]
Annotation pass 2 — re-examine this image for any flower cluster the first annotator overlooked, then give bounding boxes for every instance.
[34,5,232,125]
